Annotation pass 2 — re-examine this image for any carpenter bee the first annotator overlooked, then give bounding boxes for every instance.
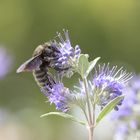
[17,42,59,89]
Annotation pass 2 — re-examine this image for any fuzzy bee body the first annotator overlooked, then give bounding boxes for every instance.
[33,64,55,89]
[33,69,46,87]
[17,42,56,89]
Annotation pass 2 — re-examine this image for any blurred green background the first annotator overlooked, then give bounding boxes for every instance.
[0,0,140,140]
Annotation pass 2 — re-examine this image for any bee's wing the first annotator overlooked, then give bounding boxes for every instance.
[17,55,42,73]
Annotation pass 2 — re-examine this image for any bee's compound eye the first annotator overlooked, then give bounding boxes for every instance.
[47,45,51,49]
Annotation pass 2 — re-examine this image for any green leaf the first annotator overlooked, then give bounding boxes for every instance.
[41,112,86,125]
[78,54,89,78]
[95,95,124,125]
[85,57,100,77]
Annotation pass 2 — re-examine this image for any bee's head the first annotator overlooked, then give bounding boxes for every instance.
[33,42,53,57]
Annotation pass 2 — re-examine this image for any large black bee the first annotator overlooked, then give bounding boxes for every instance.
[17,42,59,89]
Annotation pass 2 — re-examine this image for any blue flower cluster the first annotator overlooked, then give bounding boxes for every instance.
[40,30,132,113]
[92,64,132,110]
[50,30,81,71]
[42,83,73,112]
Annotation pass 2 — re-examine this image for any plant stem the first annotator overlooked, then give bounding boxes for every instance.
[83,77,95,140]
[83,77,92,125]
[81,108,89,125]
[88,125,94,140]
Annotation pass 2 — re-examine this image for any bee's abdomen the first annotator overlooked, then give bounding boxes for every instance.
[33,69,49,88]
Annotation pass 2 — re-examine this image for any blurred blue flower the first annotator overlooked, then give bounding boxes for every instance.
[0,47,12,79]
[92,64,132,110]
[111,76,140,140]
[111,76,140,119]
[112,87,137,119]
[42,83,73,112]
[113,120,138,140]
[114,123,128,140]
[130,75,140,92]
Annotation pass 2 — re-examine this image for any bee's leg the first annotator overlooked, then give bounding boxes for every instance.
[47,74,56,86]
[44,56,57,61]
[54,66,70,71]
[44,47,53,54]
